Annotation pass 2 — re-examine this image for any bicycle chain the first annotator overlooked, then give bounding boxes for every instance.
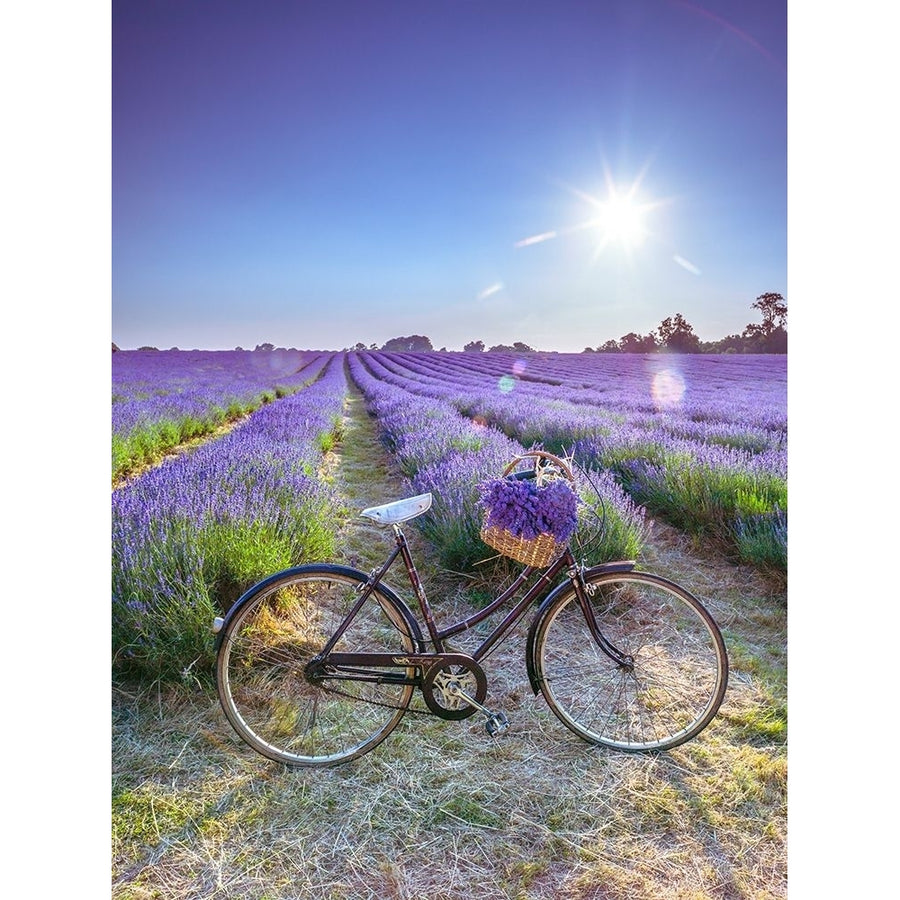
[312,677,433,715]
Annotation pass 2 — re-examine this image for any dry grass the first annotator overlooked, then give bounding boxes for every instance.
[112,388,787,899]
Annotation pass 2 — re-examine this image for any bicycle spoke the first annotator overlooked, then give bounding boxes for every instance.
[217,568,416,766]
[534,572,727,751]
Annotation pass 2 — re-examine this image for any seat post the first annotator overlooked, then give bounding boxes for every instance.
[393,525,443,647]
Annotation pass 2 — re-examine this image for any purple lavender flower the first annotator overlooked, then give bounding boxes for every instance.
[479,477,579,543]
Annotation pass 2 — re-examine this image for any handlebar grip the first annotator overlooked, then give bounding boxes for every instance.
[509,469,536,481]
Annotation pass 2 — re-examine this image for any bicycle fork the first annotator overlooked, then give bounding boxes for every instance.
[576,574,635,670]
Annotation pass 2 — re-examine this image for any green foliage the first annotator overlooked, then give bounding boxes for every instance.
[596,293,787,353]
[726,699,787,743]
[381,334,434,352]
[733,507,787,571]
[317,413,347,453]
[112,495,337,682]
[112,527,219,682]
[571,485,647,563]
[619,453,787,571]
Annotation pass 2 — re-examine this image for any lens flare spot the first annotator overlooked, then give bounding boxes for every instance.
[512,359,527,376]
[651,370,686,408]
[498,375,516,393]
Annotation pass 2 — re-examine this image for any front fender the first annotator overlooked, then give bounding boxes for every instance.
[525,560,636,694]
[212,563,424,651]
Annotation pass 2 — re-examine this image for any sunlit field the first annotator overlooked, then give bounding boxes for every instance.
[112,348,786,899]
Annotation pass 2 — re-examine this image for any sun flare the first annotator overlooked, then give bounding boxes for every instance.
[560,170,663,258]
[594,193,647,248]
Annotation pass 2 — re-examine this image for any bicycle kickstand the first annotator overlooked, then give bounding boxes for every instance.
[442,684,510,737]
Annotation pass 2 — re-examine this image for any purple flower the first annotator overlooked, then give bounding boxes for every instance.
[478,477,579,543]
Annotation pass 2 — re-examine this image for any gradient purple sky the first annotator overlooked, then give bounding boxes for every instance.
[112,0,786,351]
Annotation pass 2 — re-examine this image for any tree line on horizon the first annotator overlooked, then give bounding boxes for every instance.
[114,293,786,357]
[352,292,787,355]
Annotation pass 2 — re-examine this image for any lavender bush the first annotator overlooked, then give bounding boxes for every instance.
[112,353,347,680]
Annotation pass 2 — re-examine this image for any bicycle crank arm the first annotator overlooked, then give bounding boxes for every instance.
[441,683,510,737]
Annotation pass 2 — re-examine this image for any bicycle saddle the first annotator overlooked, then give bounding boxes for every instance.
[360,492,432,526]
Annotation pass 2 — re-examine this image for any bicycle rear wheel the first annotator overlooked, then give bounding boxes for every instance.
[533,571,727,751]
[216,566,418,766]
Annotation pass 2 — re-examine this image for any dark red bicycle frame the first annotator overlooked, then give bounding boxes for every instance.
[311,523,636,688]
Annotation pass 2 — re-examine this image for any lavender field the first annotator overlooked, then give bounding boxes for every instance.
[112,348,327,481]
[112,348,787,899]
[355,349,786,571]
[111,348,785,681]
[112,351,347,677]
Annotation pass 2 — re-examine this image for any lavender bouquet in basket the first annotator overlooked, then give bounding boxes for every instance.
[479,477,579,544]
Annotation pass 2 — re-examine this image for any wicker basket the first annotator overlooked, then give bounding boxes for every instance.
[480,522,562,567]
[479,450,576,567]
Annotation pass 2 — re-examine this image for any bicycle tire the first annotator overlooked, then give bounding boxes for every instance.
[532,570,728,751]
[216,565,418,767]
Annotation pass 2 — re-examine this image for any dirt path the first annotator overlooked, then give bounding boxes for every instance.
[322,384,443,576]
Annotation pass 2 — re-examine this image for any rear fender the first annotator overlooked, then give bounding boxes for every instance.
[525,560,636,693]
[213,563,424,651]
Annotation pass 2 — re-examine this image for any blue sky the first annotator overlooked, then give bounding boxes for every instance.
[112,0,786,352]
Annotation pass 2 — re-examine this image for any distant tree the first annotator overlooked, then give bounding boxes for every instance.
[596,339,620,352]
[488,344,513,352]
[582,346,596,353]
[464,340,485,353]
[655,314,701,353]
[741,293,787,353]
[112,342,119,352]
[352,342,367,351]
[512,341,535,353]
[619,332,657,353]
[255,342,275,351]
[138,346,159,351]
[235,346,244,351]
[381,334,433,352]
[752,292,787,334]
[168,346,179,351]
[702,334,745,354]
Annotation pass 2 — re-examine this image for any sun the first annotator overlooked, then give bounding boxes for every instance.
[595,193,646,247]
[515,167,665,258]
[558,169,662,257]
[589,184,651,252]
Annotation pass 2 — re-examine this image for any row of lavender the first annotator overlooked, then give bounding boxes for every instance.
[346,353,647,573]
[112,353,348,680]
[398,350,786,432]
[359,351,787,572]
[112,349,326,481]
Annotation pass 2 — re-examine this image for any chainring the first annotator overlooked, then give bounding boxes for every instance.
[421,659,488,720]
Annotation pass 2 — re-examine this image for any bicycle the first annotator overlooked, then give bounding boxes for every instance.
[213,451,728,767]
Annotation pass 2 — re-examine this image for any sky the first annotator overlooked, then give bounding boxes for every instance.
[112,0,787,352]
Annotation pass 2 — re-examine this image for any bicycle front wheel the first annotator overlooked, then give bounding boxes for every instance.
[216,566,418,767]
[533,571,727,751]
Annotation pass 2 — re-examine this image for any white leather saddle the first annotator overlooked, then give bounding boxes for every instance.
[360,493,433,526]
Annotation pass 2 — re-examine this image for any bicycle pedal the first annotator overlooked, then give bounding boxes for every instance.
[485,712,509,737]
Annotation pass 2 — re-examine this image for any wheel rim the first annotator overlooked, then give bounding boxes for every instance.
[538,574,727,751]
[218,573,414,766]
